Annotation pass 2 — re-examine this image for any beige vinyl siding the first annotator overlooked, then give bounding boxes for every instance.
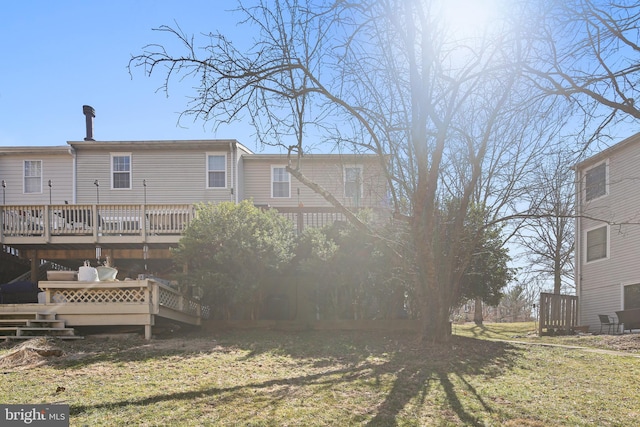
[242,155,387,208]
[579,281,621,331]
[75,148,234,205]
[578,140,640,329]
[0,150,73,205]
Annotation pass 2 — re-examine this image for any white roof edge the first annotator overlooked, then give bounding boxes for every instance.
[574,132,640,170]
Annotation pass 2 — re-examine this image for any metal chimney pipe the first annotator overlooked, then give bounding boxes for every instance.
[82,105,95,141]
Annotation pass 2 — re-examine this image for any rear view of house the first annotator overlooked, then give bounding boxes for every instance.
[0,106,390,339]
[1,106,390,283]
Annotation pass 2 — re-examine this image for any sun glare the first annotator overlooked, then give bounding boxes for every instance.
[440,0,501,39]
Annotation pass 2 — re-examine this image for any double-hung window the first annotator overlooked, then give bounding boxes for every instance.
[586,225,608,263]
[344,166,363,199]
[111,154,131,189]
[585,161,607,201]
[207,154,226,188]
[272,166,290,198]
[24,160,42,193]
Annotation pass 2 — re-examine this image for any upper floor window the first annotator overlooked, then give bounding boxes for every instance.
[272,166,290,198]
[207,154,226,188]
[344,166,363,199]
[111,154,131,189]
[585,161,607,201]
[24,160,42,193]
[586,225,608,263]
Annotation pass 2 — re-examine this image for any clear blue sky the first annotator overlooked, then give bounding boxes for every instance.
[0,1,271,151]
[1,1,635,154]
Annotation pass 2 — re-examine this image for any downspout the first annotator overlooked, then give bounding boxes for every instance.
[233,141,239,203]
[574,167,581,321]
[229,141,235,202]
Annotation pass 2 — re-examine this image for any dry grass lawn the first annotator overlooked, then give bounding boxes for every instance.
[1,323,639,426]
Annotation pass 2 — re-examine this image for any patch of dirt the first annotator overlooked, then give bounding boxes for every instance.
[590,334,640,352]
[0,338,64,370]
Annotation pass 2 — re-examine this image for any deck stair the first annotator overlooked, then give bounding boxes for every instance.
[0,312,83,341]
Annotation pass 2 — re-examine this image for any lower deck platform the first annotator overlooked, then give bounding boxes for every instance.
[0,279,206,340]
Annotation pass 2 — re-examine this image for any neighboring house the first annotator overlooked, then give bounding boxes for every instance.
[0,110,389,281]
[575,132,640,331]
[242,154,387,210]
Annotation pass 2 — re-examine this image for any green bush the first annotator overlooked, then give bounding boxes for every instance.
[172,201,295,319]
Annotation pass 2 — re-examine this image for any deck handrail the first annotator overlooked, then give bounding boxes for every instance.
[152,281,207,318]
[1,203,390,242]
[1,204,195,240]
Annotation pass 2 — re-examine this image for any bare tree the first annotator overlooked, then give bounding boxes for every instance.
[515,150,576,295]
[130,0,559,342]
[523,0,640,144]
[512,0,640,299]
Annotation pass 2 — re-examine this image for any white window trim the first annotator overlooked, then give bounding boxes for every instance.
[206,152,227,189]
[23,159,43,194]
[111,152,132,190]
[584,223,609,264]
[271,165,291,198]
[583,159,609,202]
[343,165,363,198]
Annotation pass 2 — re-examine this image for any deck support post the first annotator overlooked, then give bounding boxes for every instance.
[144,323,152,340]
[30,250,39,283]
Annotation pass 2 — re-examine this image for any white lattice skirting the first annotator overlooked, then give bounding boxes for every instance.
[52,288,147,304]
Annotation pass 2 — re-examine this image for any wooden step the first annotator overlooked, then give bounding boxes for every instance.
[0,312,39,320]
[0,319,30,326]
[35,313,57,321]
[27,319,66,328]
[0,327,27,333]
[19,328,75,337]
[0,312,83,340]
[0,327,76,337]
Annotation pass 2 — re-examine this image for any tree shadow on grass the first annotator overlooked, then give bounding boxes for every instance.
[61,330,521,425]
[365,336,519,426]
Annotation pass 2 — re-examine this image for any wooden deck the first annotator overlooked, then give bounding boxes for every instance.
[0,279,207,339]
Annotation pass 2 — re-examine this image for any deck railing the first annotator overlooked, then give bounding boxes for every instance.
[275,207,349,232]
[0,204,195,240]
[1,204,389,242]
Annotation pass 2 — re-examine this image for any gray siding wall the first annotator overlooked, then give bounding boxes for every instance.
[0,152,73,205]
[75,148,234,205]
[242,156,387,208]
[578,142,640,330]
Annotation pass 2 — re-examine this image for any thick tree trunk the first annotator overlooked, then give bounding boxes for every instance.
[553,250,562,294]
[474,297,483,326]
[414,213,453,343]
[422,296,452,343]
